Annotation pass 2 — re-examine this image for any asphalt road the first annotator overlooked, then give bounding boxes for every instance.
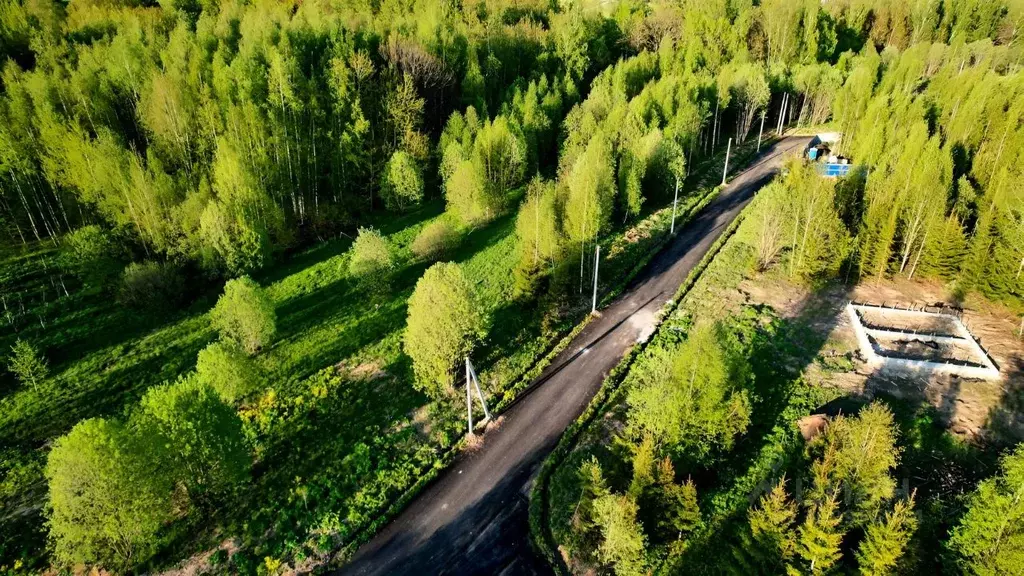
[339,136,810,576]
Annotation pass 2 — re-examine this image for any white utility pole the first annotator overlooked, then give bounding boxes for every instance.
[465,357,473,434]
[779,94,789,134]
[591,245,600,315]
[467,358,490,421]
[721,138,732,186]
[670,177,680,234]
[757,108,766,152]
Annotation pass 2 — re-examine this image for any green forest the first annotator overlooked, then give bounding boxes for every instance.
[1,0,1024,574]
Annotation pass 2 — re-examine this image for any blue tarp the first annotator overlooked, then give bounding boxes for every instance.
[819,163,851,177]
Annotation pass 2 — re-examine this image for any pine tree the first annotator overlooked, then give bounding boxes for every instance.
[732,476,798,574]
[949,445,1024,576]
[792,493,844,575]
[856,496,918,576]
[572,457,611,562]
[593,493,647,576]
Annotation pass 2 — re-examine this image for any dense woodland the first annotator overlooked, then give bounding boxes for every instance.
[2,0,1024,574]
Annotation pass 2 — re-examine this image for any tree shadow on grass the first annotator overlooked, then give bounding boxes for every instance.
[153,352,429,573]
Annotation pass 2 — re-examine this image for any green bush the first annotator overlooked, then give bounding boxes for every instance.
[411,219,462,261]
[58,225,123,287]
[117,261,185,312]
[380,150,424,211]
[348,227,395,293]
[445,160,493,226]
[134,375,250,497]
[7,339,47,389]
[211,276,276,355]
[403,262,485,399]
[46,418,172,571]
[195,342,260,402]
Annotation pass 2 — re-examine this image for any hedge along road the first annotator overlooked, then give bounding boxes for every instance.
[340,136,811,576]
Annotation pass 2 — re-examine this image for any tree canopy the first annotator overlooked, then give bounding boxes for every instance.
[403,262,485,399]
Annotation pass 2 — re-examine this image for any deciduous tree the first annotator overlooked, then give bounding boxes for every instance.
[46,418,172,570]
[403,262,485,399]
[211,276,276,355]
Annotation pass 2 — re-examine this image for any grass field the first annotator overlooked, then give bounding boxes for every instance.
[0,138,767,572]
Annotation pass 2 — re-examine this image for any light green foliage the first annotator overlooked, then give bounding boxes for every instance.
[117,261,184,312]
[791,494,844,575]
[949,445,1024,576]
[629,433,657,497]
[618,129,664,219]
[472,115,527,199]
[593,493,647,576]
[514,178,563,294]
[564,131,615,247]
[134,376,250,496]
[381,150,424,211]
[195,342,259,403]
[793,62,843,126]
[753,160,854,279]
[201,139,284,274]
[752,181,788,271]
[403,263,485,399]
[856,497,918,576]
[57,225,122,287]
[721,62,771,143]
[348,227,395,293]
[783,161,853,281]
[211,276,276,355]
[652,458,701,540]
[625,322,751,462]
[46,418,172,570]
[8,339,47,389]
[807,403,900,525]
[745,478,798,571]
[443,114,526,226]
[411,218,462,261]
[445,159,492,226]
[571,456,611,560]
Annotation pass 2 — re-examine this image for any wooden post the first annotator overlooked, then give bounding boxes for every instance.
[591,245,600,314]
[721,138,732,186]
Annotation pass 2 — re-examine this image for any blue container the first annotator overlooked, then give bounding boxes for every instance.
[808,148,819,160]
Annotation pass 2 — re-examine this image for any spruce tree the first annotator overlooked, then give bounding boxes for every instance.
[856,497,918,576]
[949,446,1024,576]
[792,493,844,575]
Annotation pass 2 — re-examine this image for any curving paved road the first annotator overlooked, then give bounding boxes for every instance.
[340,136,810,576]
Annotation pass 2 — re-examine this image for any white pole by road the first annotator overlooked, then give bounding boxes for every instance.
[467,359,491,421]
[465,357,473,434]
[721,137,732,186]
[591,245,600,315]
[670,177,680,234]
[757,109,766,152]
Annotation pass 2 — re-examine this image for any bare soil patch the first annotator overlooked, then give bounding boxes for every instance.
[736,275,1024,442]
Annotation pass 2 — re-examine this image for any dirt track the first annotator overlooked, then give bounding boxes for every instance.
[339,136,811,576]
